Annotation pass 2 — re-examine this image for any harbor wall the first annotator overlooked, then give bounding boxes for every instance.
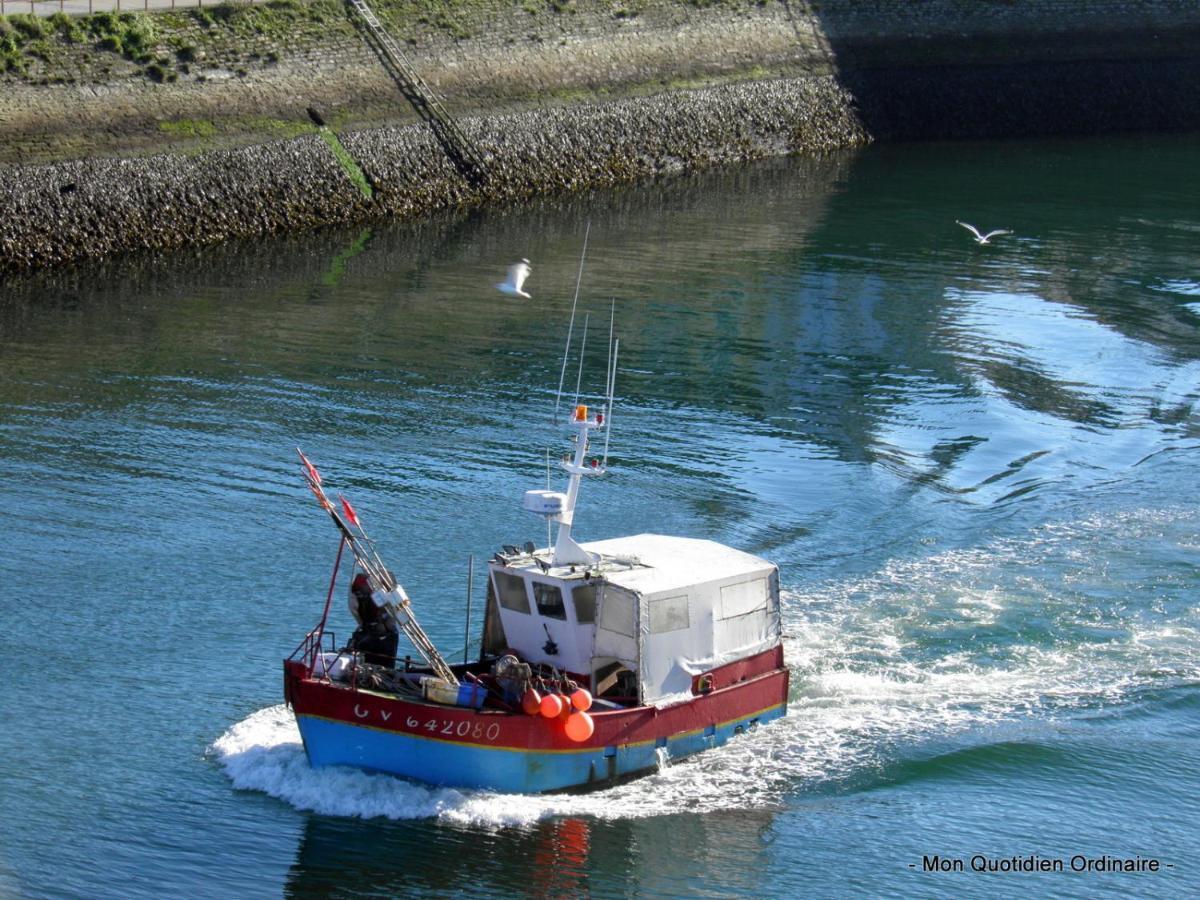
[1,0,1198,271]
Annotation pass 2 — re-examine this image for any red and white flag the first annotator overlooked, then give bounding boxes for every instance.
[298,450,322,486]
[340,495,361,528]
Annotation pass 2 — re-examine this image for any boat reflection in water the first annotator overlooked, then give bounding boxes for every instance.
[285,808,783,897]
[285,816,593,898]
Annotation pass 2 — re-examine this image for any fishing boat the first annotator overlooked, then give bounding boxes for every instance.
[283,327,789,793]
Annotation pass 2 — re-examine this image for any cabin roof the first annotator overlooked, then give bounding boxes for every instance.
[581,533,773,595]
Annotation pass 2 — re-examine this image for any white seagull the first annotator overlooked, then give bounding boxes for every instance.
[496,259,532,298]
[957,221,1012,245]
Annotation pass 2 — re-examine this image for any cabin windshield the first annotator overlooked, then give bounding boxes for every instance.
[572,584,597,623]
[532,581,566,619]
[485,565,603,675]
[494,570,530,613]
[480,575,508,657]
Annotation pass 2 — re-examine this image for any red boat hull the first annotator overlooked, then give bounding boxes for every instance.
[285,646,789,792]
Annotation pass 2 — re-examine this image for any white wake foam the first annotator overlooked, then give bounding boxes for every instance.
[213,507,1199,826]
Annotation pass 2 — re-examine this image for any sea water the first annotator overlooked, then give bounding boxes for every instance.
[1,134,1197,898]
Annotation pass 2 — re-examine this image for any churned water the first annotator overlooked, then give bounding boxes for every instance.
[1,134,1198,898]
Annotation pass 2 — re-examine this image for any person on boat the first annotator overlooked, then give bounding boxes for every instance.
[347,572,399,668]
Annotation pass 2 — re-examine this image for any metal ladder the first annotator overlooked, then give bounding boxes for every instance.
[347,0,488,186]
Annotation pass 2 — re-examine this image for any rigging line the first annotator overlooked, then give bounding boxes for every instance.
[555,220,591,417]
[313,536,347,663]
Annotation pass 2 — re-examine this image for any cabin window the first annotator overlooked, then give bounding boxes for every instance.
[649,594,689,633]
[572,584,597,624]
[599,591,635,637]
[533,581,567,620]
[494,571,531,614]
[480,576,509,655]
[719,578,768,620]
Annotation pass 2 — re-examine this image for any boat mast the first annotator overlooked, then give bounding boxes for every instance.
[298,450,459,684]
[551,404,605,566]
[526,229,617,567]
[546,325,618,566]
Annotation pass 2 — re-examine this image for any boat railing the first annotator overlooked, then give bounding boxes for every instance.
[287,626,340,669]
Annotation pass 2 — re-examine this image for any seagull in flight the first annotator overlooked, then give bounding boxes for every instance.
[957,221,1012,245]
[496,259,532,298]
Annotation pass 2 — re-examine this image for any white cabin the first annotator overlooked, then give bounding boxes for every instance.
[482,533,781,707]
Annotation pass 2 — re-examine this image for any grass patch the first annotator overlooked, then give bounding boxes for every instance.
[48,13,85,44]
[146,60,178,82]
[159,119,219,138]
[377,0,518,41]
[84,11,157,56]
[1,1,578,83]
[7,13,46,41]
[0,17,31,71]
[190,0,344,39]
[0,10,165,74]
[0,9,175,80]
[2,0,778,86]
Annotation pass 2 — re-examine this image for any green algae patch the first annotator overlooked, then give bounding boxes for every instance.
[159,119,219,139]
[318,128,375,200]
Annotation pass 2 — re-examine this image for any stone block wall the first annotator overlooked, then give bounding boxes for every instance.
[2,0,1199,271]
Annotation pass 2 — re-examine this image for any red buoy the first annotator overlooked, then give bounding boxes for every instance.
[521,688,542,716]
[564,711,595,742]
[539,693,563,718]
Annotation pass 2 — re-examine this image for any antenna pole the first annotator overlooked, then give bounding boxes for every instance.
[602,299,615,457]
[573,313,590,407]
[602,338,619,467]
[463,554,473,664]
[555,221,591,417]
[604,299,615,418]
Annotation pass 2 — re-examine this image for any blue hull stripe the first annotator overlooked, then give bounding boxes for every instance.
[297,704,786,793]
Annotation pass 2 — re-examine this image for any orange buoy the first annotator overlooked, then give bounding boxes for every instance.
[539,693,563,719]
[521,688,542,716]
[569,689,593,712]
[564,711,595,742]
[558,694,573,721]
